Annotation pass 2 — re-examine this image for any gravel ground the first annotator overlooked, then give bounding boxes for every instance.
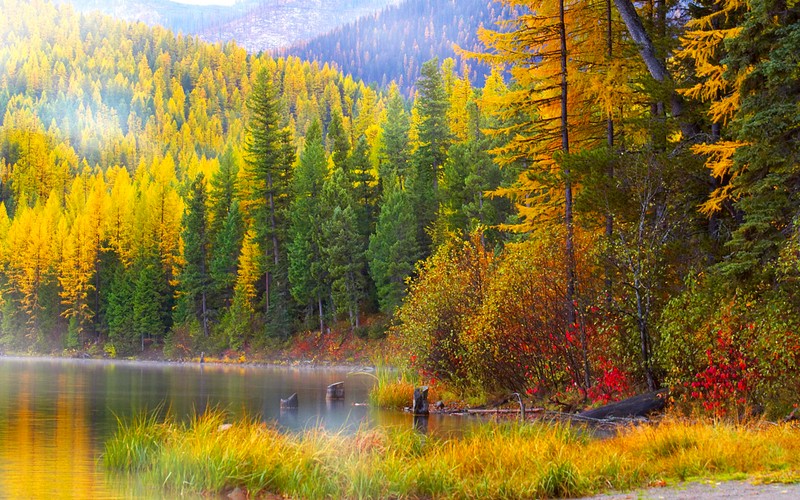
[583,480,800,499]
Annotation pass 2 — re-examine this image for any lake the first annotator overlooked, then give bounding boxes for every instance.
[0,357,468,498]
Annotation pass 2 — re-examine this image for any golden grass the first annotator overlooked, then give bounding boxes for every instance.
[367,370,417,409]
[105,411,800,498]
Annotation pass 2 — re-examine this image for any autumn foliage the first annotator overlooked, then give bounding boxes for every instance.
[395,229,630,402]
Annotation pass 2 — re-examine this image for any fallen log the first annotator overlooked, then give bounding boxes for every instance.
[578,391,667,420]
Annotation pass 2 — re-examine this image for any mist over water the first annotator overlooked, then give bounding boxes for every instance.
[0,357,468,498]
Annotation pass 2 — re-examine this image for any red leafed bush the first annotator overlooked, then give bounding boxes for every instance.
[588,356,633,404]
[687,328,756,416]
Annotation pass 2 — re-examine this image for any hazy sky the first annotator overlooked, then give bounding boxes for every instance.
[170,0,238,5]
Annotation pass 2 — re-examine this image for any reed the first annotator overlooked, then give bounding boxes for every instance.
[105,411,800,498]
[367,369,416,409]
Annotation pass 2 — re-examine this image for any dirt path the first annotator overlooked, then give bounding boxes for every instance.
[583,480,800,499]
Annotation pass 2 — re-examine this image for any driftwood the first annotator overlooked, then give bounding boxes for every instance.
[578,391,667,420]
[466,408,544,415]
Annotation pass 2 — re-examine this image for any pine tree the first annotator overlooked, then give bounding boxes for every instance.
[720,1,800,281]
[209,200,243,311]
[380,83,411,181]
[411,58,451,257]
[106,264,136,354]
[321,167,367,329]
[349,135,378,240]
[368,174,419,314]
[132,256,166,351]
[327,110,351,170]
[243,69,295,337]
[180,173,211,337]
[288,119,329,333]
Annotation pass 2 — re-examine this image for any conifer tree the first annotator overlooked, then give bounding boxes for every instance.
[411,58,451,257]
[106,264,136,354]
[368,174,418,314]
[380,84,411,180]
[288,119,329,333]
[180,173,211,337]
[327,110,351,170]
[243,69,295,337]
[132,255,167,351]
[349,135,378,239]
[321,167,367,329]
[719,1,800,281]
[209,200,243,311]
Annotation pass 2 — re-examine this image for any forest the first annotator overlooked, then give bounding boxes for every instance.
[281,0,517,93]
[0,0,799,416]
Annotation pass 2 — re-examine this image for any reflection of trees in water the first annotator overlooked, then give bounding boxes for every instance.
[0,369,112,497]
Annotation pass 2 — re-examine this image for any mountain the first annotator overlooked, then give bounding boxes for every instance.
[56,0,402,51]
[279,0,518,94]
[197,0,405,52]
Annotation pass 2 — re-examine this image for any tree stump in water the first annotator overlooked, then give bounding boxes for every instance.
[578,391,667,419]
[413,386,429,415]
[326,382,345,400]
[280,393,298,409]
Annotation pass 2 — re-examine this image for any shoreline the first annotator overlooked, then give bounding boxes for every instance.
[0,352,379,372]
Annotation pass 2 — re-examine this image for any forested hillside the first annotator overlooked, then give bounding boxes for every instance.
[0,0,513,356]
[281,0,517,92]
[58,0,402,51]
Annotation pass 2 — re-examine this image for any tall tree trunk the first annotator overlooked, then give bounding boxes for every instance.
[635,282,656,391]
[559,0,576,328]
[318,295,324,335]
[612,0,695,136]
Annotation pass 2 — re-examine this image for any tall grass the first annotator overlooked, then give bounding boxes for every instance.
[363,362,443,409]
[105,411,800,498]
[367,369,416,409]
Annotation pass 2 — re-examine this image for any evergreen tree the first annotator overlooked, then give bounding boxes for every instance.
[209,200,243,311]
[721,1,800,282]
[368,174,419,314]
[106,264,136,354]
[243,69,295,338]
[327,110,351,170]
[411,58,451,256]
[208,146,239,240]
[380,83,411,180]
[322,167,367,329]
[349,135,378,240]
[288,119,329,333]
[180,173,211,337]
[440,138,506,236]
[132,256,166,351]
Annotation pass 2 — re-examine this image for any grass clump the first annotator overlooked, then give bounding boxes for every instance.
[366,369,417,409]
[105,411,800,498]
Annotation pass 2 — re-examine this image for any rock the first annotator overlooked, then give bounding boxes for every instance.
[434,400,445,410]
[218,423,233,432]
[227,486,247,500]
[413,386,429,415]
[326,381,345,400]
[280,392,298,409]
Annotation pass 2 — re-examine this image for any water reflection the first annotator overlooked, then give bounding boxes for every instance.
[0,357,474,498]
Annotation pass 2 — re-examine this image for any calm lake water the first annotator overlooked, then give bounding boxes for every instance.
[0,356,467,498]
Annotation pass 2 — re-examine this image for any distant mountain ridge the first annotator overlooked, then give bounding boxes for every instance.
[279,0,517,94]
[57,0,402,51]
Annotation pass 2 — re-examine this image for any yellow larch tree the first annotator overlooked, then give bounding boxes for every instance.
[676,0,749,215]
